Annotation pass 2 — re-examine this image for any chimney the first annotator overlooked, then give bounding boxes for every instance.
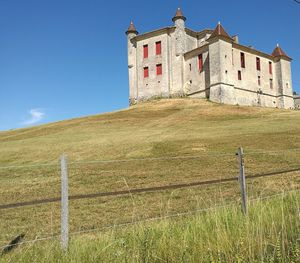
[232,35,239,44]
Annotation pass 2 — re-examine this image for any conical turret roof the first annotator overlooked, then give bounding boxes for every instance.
[172,8,186,22]
[126,21,138,35]
[272,44,289,58]
[208,22,231,40]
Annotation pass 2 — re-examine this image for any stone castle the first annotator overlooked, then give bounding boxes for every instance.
[126,8,295,109]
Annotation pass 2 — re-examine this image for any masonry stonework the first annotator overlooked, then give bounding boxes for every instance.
[126,8,295,109]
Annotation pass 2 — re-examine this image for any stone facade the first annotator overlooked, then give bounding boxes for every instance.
[294,96,300,109]
[126,8,295,109]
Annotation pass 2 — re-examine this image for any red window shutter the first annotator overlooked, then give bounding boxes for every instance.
[241,52,245,68]
[156,41,161,55]
[156,64,162,75]
[198,54,203,71]
[143,45,148,58]
[238,70,242,80]
[256,57,261,71]
[269,62,272,74]
[144,67,149,78]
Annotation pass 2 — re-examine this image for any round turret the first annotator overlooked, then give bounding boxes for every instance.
[126,21,138,35]
[172,8,186,22]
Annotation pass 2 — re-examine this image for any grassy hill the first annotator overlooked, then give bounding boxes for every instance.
[1,98,300,164]
[0,98,300,261]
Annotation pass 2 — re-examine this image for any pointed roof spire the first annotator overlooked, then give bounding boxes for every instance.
[126,21,138,35]
[271,44,290,58]
[172,8,186,22]
[208,22,231,40]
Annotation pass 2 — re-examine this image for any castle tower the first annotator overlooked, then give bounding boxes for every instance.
[272,44,294,109]
[171,8,186,95]
[126,21,138,105]
[172,8,186,56]
[208,22,236,104]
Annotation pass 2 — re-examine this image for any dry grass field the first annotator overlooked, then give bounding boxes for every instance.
[0,98,299,261]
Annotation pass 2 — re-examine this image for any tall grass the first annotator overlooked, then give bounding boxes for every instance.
[1,191,299,262]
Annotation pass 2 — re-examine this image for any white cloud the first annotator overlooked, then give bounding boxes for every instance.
[22,109,45,125]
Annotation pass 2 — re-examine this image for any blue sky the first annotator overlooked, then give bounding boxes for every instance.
[0,0,299,131]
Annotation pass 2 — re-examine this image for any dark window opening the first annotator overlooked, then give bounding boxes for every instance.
[270,79,273,89]
[198,54,203,71]
[256,57,261,71]
[238,70,242,80]
[240,52,245,68]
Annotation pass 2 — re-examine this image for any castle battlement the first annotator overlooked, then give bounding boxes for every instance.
[126,8,295,109]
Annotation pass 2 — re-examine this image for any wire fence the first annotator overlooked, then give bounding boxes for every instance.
[1,166,300,210]
[1,147,300,170]
[0,188,299,252]
[0,147,300,252]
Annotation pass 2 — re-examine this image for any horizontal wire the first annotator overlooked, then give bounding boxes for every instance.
[0,153,236,170]
[0,163,59,170]
[69,189,300,237]
[248,189,300,202]
[2,189,298,251]
[68,153,236,166]
[247,167,300,179]
[245,148,300,155]
[0,177,239,210]
[0,148,299,170]
[1,167,300,210]
[0,235,57,251]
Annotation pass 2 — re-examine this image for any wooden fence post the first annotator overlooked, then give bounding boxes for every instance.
[60,154,69,251]
[237,147,247,215]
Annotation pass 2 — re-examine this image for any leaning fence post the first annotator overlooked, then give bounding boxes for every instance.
[60,154,69,251]
[237,147,247,215]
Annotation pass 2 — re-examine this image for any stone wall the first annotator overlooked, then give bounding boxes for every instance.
[231,46,277,107]
[184,47,209,98]
[294,96,300,109]
[136,33,170,101]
